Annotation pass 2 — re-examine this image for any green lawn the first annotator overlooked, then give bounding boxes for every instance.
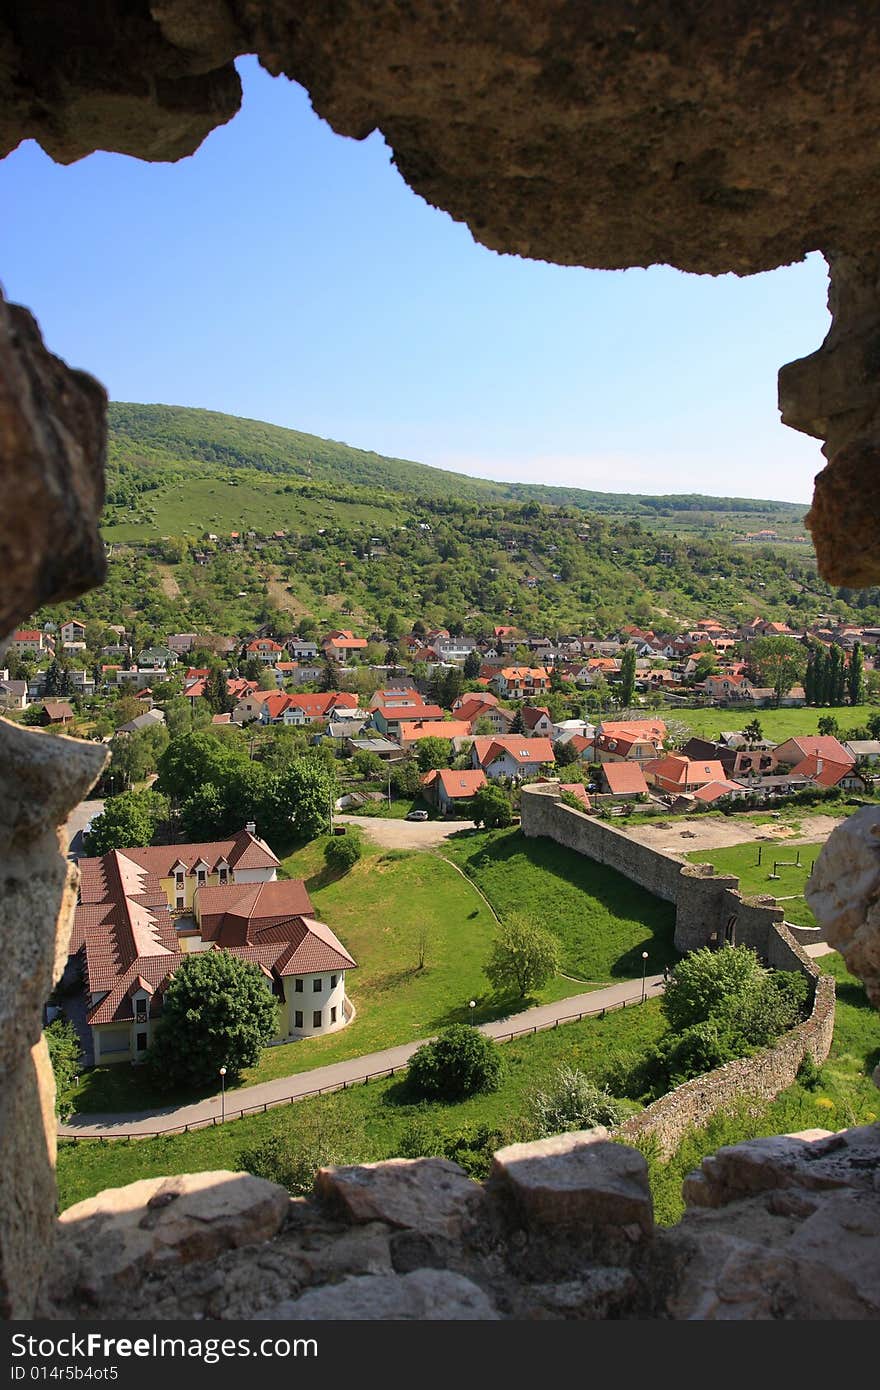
[69,837,588,1114]
[444,827,677,980]
[668,703,879,743]
[684,839,824,929]
[640,952,880,1224]
[56,997,669,1210]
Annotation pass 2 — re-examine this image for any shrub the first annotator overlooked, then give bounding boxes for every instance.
[528,1065,624,1137]
[44,1017,83,1118]
[407,1024,504,1101]
[796,1051,823,1090]
[471,784,513,829]
[237,1108,361,1195]
[323,832,362,873]
[484,915,561,999]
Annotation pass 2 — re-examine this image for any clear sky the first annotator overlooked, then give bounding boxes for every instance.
[1,56,830,504]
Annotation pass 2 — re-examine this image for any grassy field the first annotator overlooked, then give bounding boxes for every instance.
[69,836,588,1114]
[642,952,880,1223]
[684,839,823,929]
[444,827,677,980]
[56,997,668,1210]
[667,704,878,743]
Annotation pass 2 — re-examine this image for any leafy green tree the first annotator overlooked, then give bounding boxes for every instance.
[693,651,719,683]
[463,649,481,679]
[384,611,402,641]
[485,916,561,998]
[471,783,513,829]
[414,736,454,772]
[84,789,167,855]
[555,739,581,767]
[324,832,362,873]
[156,730,243,803]
[390,757,422,799]
[619,645,637,707]
[817,714,840,738]
[270,757,338,841]
[741,718,764,744]
[407,1024,504,1101]
[147,951,278,1089]
[351,749,384,779]
[746,635,806,706]
[44,1017,83,1117]
[528,1066,623,1137]
[204,665,233,714]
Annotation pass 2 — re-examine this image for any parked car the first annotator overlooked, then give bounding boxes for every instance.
[405,809,429,821]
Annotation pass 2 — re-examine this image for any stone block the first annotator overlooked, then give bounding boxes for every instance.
[316,1156,484,1238]
[489,1130,653,1237]
[260,1269,498,1320]
[0,1039,57,1318]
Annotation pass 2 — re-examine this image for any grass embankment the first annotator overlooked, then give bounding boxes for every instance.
[669,704,878,743]
[444,827,677,981]
[684,840,824,930]
[642,952,880,1224]
[56,998,668,1210]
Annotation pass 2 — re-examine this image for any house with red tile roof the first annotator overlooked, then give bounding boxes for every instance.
[598,762,649,798]
[453,696,516,735]
[489,666,551,699]
[246,638,284,663]
[72,830,356,1062]
[322,630,368,661]
[520,705,555,737]
[371,703,445,739]
[643,755,728,795]
[12,629,49,653]
[593,719,666,763]
[786,753,852,789]
[421,767,487,814]
[470,736,555,781]
[773,735,855,769]
[400,719,473,746]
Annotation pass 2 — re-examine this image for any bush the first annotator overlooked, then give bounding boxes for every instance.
[323,832,362,873]
[796,1051,823,1090]
[407,1024,504,1101]
[471,784,513,829]
[44,1017,83,1118]
[237,1109,362,1195]
[485,916,561,998]
[528,1065,624,1137]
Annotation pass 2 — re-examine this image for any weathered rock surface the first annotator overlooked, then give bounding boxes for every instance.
[489,1129,653,1237]
[316,1156,484,1239]
[682,1126,880,1208]
[0,1040,57,1319]
[806,807,880,1009]
[261,1269,499,1321]
[0,291,107,645]
[52,1171,291,1304]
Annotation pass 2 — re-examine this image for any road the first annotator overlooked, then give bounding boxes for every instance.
[334,813,477,849]
[58,974,665,1138]
[64,797,105,859]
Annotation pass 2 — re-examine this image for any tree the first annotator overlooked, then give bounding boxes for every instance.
[44,1017,83,1117]
[84,789,166,855]
[351,749,384,779]
[389,756,422,800]
[471,783,513,829]
[156,730,242,803]
[204,665,233,714]
[693,651,719,683]
[619,645,637,707]
[528,1065,623,1138]
[463,649,481,679]
[510,706,525,735]
[322,656,342,692]
[848,641,864,706]
[324,832,362,874]
[269,757,337,841]
[746,635,806,706]
[258,668,277,691]
[742,718,764,744]
[485,916,561,998]
[817,714,840,738]
[414,736,454,772]
[407,1024,504,1101]
[147,951,278,1089]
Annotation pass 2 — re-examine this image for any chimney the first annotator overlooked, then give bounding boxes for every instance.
[245,820,256,836]
[815,758,823,776]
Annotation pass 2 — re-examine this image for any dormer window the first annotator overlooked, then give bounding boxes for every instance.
[134,996,148,1022]
[197,870,206,887]
[218,866,228,885]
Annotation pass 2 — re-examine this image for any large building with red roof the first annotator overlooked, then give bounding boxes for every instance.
[72,827,356,1063]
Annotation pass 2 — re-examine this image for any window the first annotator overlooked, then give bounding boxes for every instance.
[313,978,322,992]
[330,1006,337,1024]
[134,997,147,1022]
[136,1032,147,1052]
[197,870,206,887]
[294,978,303,993]
[218,867,228,885]
[294,1010,303,1029]
[330,974,337,989]
[176,896,184,910]
[175,871,184,887]
[313,1010,322,1029]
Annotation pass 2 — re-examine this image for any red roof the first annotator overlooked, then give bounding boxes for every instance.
[13,630,42,641]
[782,735,855,766]
[559,782,591,809]
[602,762,649,795]
[521,706,551,729]
[436,768,487,799]
[472,736,556,767]
[788,754,851,788]
[246,639,283,652]
[197,879,316,945]
[691,779,743,802]
[644,755,727,787]
[400,719,473,743]
[122,827,279,878]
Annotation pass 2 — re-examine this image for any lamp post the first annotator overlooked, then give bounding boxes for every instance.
[469,999,476,1025]
[219,1065,227,1122]
[641,952,649,1004]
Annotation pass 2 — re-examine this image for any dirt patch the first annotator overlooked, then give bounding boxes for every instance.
[155,564,180,599]
[623,813,846,858]
[266,573,308,619]
[334,814,476,850]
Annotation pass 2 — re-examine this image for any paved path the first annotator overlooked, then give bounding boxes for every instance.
[333,813,477,849]
[59,974,665,1139]
[64,797,105,860]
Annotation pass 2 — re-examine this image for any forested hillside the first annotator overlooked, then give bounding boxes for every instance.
[50,401,877,644]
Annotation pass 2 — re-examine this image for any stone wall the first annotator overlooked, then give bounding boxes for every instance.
[521,786,789,956]
[615,930,836,1157]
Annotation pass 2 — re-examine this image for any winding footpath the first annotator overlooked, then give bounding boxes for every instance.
[59,974,665,1140]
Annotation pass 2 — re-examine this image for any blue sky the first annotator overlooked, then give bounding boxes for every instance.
[1,56,830,503]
